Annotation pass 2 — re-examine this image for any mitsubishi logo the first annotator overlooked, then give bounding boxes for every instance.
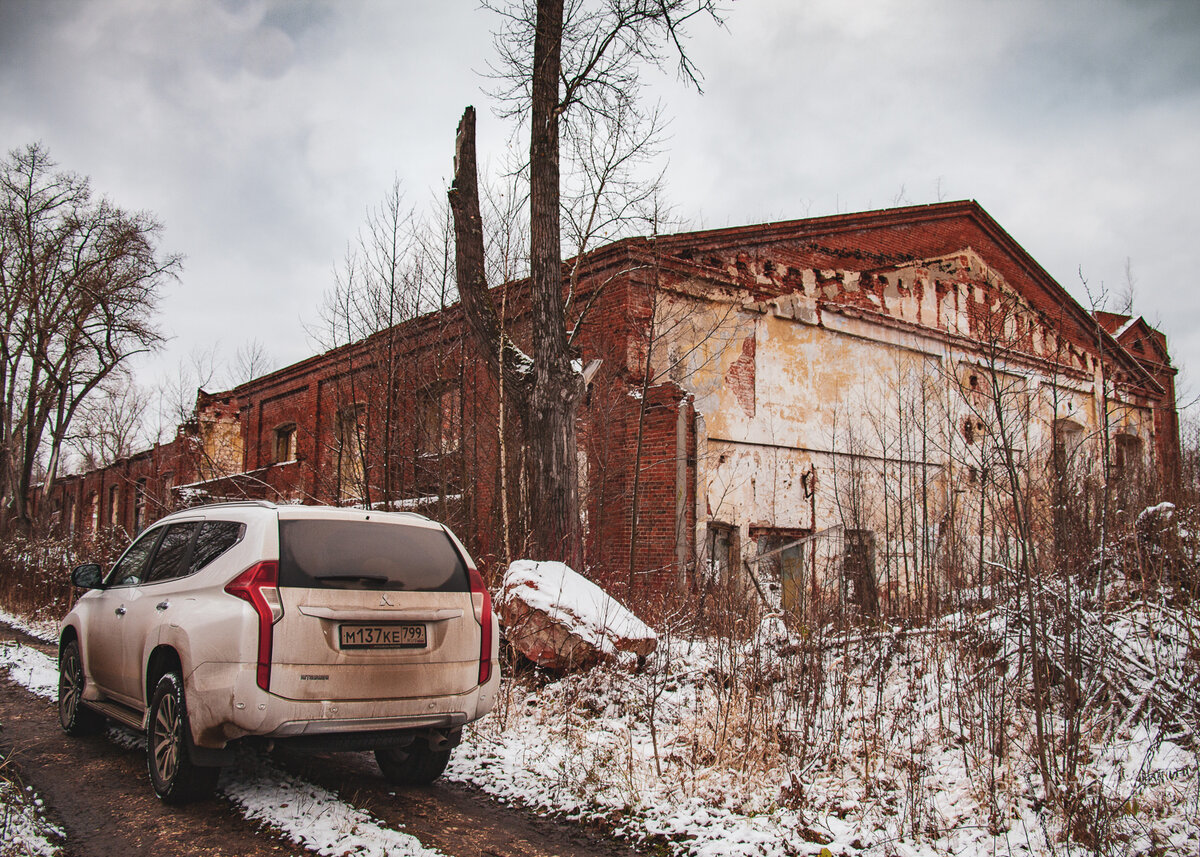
[379,594,393,607]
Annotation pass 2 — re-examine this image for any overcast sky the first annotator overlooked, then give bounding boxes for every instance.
[2,0,1198,410]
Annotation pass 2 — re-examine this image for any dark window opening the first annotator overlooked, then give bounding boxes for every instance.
[843,529,878,616]
[134,479,148,533]
[1112,434,1143,484]
[418,387,461,455]
[705,523,737,583]
[274,424,297,463]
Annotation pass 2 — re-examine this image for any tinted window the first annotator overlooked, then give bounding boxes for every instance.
[143,523,200,584]
[105,528,162,587]
[279,520,467,592]
[188,521,246,575]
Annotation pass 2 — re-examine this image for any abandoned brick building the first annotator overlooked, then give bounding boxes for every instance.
[43,200,1180,614]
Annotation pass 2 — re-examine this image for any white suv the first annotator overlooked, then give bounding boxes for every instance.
[58,501,499,802]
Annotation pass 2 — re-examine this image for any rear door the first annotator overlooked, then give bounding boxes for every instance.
[269,511,481,702]
[120,521,202,706]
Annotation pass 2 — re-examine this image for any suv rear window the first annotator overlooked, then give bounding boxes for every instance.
[278,520,468,592]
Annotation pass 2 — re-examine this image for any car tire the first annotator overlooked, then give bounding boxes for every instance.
[375,741,452,785]
[146,672,219,803]
[58,640,104,736]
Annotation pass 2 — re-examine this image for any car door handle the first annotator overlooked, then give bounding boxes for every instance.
[114,606,126,616]
[156,601,170,611]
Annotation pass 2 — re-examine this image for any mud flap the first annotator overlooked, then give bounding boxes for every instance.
[185,730,236,768]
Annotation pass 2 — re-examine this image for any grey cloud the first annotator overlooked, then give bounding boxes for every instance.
[2,0,1197,399]
[241,25,295,79]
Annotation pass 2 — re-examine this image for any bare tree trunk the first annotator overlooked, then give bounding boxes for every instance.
[498,283,512,563]
[527,0,584,567]
[450,108,539,559]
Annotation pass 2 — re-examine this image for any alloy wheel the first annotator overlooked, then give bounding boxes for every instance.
[59,648,83,726]
[152,691,181,785]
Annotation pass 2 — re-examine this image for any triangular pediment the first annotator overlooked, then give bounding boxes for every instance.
[615,200,1163,395]
[1115,316,1171,366]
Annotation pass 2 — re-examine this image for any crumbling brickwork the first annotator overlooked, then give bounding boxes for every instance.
[42,201,1180,613]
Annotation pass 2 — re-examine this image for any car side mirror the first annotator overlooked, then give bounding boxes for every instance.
[71,563,104,589]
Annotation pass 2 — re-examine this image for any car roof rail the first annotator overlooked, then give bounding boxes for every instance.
[186,499,278,511]
[390,510,431,521]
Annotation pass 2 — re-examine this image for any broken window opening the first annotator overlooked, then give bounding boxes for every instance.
[1112,433,1143,485]
[1052,418,1084,480]
[705,523,737,585]
[108,484,120,528]
[754,529,811,615]
[274,423,298,463]
[134,479,148,533]
[418,386,461,456]
[842,529,878,616]
[336,404,367,502]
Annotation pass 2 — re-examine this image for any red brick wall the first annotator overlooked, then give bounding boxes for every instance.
[39,203,1178,606]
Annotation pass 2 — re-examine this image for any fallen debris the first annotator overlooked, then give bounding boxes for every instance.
[498,560,657,670]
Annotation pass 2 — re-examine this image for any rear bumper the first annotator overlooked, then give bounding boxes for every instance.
[270,724,463,754]
[184,660,499,749]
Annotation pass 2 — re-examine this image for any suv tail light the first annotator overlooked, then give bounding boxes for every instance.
[225,561,282,691]
[467,564,493,685]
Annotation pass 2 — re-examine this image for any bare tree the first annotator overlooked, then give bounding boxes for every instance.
[68,372,152,470]
[231,338,274,387]
[309,181,470,512]
[0,143,179,532]
[451,0,721,566]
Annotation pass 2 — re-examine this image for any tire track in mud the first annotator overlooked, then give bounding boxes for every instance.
[265,745,643,857]
[0,623,646,857]
[0,674,292,857]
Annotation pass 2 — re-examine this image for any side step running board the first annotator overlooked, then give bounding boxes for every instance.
[85,699,145,732]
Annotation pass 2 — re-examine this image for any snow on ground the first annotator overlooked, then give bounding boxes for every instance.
[448,601,1200,856]
[0,636,63,856]
[223,758,444,857]
[0,642,448,857]
[2,596,1197,857]
[0,606,57,644]
[0,640,57,700]
[0,777,64,857]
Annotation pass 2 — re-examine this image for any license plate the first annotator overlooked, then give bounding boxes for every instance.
[339,623,427,649]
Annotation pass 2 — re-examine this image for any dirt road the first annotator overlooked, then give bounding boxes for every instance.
[0,624,645,857]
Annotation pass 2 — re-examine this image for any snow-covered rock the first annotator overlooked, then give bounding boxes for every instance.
[498,560,657,670]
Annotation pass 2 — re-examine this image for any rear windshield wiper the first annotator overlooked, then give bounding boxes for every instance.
[313,574,391,585]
